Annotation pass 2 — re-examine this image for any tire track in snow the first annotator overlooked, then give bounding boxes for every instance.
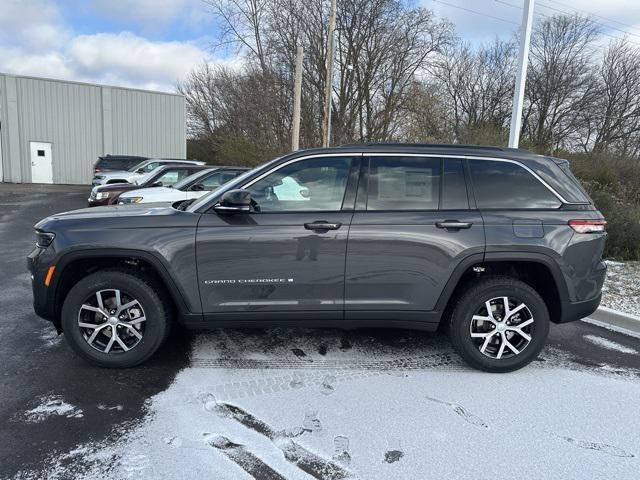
[208,435,288,480]
[204,396,353,479]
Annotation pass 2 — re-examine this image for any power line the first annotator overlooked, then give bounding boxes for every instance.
[546,0,640,34]
[431,0,518,26]
[495,0,640,50]
[536,1,640,41]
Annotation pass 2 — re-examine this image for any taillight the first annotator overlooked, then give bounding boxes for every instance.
[569,219,607,233]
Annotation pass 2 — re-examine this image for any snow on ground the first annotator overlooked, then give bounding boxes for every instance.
[20,395,84,423]
[584,334,638,354]
[602,261,640,317]
[11,329,640,480]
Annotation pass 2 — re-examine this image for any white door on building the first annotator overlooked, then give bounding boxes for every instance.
[30,142,53,183]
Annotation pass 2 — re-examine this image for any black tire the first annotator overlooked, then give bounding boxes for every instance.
[448,276,550,373]
[61,270,171,368]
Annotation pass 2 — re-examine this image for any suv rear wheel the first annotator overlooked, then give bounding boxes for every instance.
[449,276,550,373]
[61,270,170,368]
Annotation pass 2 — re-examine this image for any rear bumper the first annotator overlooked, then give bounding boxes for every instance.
[558,293,602,323]
[556,259,606,323]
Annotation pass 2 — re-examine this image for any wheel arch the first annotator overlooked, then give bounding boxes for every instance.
[436,252,569,324]
[52,249,192,330]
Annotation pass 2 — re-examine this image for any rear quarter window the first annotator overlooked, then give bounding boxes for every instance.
[469,160,561,209]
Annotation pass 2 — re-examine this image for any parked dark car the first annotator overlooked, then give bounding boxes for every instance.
[88,164,210,207]
[93,155,148,174]
[29,144,607,372]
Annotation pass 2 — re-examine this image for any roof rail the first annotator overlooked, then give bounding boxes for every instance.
[337,142,507,151]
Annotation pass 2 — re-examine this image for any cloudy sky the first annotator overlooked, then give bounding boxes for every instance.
[1,0,640,92]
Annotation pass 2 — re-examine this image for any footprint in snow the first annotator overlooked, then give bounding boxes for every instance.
[320,375,336,395]
[333,435,352,466]
[425,395,489,429]
[384,450,404,464]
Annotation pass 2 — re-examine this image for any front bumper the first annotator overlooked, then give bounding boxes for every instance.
[27,247,58,329]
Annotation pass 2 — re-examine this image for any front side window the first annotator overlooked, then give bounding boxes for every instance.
[469,160,561,209]
[199,171,243,191]
[154,170,191,186]
[367,156,440,210]
[143,162,159,172]
[247,157,352,212]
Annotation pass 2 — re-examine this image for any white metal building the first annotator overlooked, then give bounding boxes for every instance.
[0,73,186,184]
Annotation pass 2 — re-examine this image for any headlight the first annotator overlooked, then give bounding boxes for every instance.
[119,197,143,204]
[35,231,55,248]
[95,191,110,200]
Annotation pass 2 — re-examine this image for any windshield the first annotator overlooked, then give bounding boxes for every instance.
[187,158,281,212]
[173,169,214,190]
[128,160,150,172]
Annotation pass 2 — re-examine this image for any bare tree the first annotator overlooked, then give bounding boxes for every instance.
[522,14,600,151]
[433,38,516,142]
[576,39,640,154]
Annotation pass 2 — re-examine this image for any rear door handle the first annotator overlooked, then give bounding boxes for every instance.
[304,221,342,231]
[436,220,472,230]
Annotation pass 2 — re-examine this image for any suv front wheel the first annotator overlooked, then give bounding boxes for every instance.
[61,270,170,368]
[449,276,550,373]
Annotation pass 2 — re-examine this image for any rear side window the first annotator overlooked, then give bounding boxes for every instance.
[367,157,440,210]
[469,160,561,209]
[442,159,469,210]
[96,158,130,170]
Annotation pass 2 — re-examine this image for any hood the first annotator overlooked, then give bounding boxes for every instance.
[35,203,178,229]
[120,186,173,198]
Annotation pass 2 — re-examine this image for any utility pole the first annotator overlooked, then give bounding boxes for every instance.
[292,46,304,151]
[322,0,337,147]
[508,0,535,148]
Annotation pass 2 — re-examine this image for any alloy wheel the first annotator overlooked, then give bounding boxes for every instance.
[469,296,534,359]
[77,289,146,354]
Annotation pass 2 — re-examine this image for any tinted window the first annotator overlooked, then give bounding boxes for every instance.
[96,158,131,170]
[200,171,243,190]
[442,159,469,210]
[470,160,561,209]
[154,169,193,186]
[367,157,440,210]
[247,157,352,212]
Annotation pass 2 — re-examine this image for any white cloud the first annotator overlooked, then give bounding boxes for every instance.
[89,0,208,29]
[0,0,71,50]
[68,32,209,89]
[0,0,233,92]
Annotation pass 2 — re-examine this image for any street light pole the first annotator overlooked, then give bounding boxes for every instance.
[508,0,535,148]
[322,0,337,148]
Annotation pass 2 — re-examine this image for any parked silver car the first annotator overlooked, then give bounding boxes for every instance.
[91,159,205,186]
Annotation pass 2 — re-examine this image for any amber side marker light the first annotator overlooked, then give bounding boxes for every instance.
[44,266,56,287]
[569,219,607,233]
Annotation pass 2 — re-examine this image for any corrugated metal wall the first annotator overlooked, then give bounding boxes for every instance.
[0,73,186,184]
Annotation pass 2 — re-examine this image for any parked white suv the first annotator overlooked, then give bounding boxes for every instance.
[92,159,205,186]
[118,167,248,204]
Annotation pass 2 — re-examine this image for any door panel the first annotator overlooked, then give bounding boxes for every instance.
[196,212,353,314]
[345,210,484,313]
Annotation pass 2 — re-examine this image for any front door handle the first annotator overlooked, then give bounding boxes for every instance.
[436,220,473,230]
[304,221,342,231]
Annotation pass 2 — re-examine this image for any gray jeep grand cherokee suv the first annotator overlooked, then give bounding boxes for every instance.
[28,144,607,372]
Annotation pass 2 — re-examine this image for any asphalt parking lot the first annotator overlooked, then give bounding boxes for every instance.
[1,183,639,480]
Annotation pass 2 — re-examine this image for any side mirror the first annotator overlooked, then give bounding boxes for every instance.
[151,181,162,187]
[214,189,251,214]
[191,183,205,191]
[136,168,145,174]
